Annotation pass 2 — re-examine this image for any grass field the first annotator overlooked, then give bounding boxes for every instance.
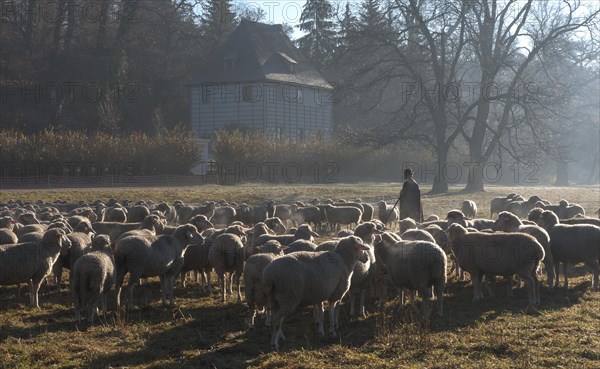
[1,184,599,369]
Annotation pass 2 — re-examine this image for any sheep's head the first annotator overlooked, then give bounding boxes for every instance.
[446,210,468,227]
[181,224,202,243]
[445,223,468,240]
[18,212,39,225]
[377,201,386,209]
[528,208,543,223]
[191,216,213,232]
[336,236,371,263]
[338,229,354,237]
[492,211,521,231]
[256,240,284,255]
[559,199,569,207]
[73,220,94,235]
[426,214,440,221]
[398,217,417,233]
[43,228,68,254]
[91,234,112,253]
[310,198,320,205]
[0,216,15,230]
[225,225,246,237]
[296,224,319,240]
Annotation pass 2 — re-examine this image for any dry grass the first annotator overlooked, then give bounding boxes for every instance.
[1,184,599,369]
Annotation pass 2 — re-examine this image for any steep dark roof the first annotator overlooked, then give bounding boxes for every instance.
[189,21,333,90]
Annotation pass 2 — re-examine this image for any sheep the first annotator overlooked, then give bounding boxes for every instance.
[155,203,179,224]
[492,211,555,287]
[284,239,318,254]
[338,229,354,237]
[211,206,237,226]
[290,205,324,229]
[262,236,370,349]
[264,201,292,224]
[17,224,47,238]
[425,214,439,221]
[400,229,436,243]
[0,226,18,245]
[253,240,285,256]
[321,204,363,231]
[377,201,399,228]
[490,196,508,218]
[445,223,544,306]
[461,200,478,219]
[71,235,114,323]
[115,214,166,242]
[208,233,245,303]
[0,229,67,307]
[101,205,128,222]
[398,217,417,233]
[374,232,447,316]
[243,252,280,328]
[53,221,96,288]
[92,221,144,245]
[179,224,240,291]
[177,202,216,224]
[346,222,380,318]
[538,210,600,290]
[558,200,585,219]
[17,212,41,225]
[528,208,544,225]
[114,224,201,309]
[254,224,319,247]
[421,225,448,251]
[560,217,600,226]
[264,217,286,234]
[125,205,150,223]
[235,204,268,226]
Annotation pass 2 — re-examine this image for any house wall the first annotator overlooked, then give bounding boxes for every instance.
[189,82,332,140]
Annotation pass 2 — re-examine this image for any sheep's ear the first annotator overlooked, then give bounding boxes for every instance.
[355,243,370,251]
[372,228,383,235]
[310,231,320,238]
[187,230,195,239]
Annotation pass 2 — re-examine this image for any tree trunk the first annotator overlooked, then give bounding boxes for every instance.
[463,160,485,193]
[428,145,449,194]
[555,161,569,186]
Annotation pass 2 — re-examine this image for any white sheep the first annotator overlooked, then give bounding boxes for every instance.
[114,224,201,309]
[492,211,555,287]
[377,201,399,228]
[461,200,478,219]
[71,235,114,323]
[0,229,67,307]
[558,200,585,219]
[262,236,370,349]
[243,251,281,328]
[374,232,447,316]
[538,210,600,290]
[446,223,545,307]
[208,233,245,303]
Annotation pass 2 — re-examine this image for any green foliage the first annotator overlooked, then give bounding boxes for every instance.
[0,126,201,176]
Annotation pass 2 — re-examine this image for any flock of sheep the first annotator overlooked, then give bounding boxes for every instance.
[1,194,599,350]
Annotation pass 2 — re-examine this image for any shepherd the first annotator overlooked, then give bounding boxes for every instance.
[399,168,423,222]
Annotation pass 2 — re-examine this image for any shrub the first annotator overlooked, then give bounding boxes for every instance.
[0,125,201,177]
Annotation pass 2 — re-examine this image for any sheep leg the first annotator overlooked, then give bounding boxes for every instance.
[193,270,199,285]
[328,300,338,336]
[359,289,367,318]
[159,276,167,305]
[349,292,356,318]
[115,267,127,308]
[434,282,444,316]
[228,273,234,295]
[31,278,42,308]
[219,272,226,303]
[271,313,285,350]
[180,272,186,288]
[553,261,561,289]
[520,273,535,307]
[125,273,140,311]
[472,272,483,302]
[168,275,176,306]
[544,258,554,289]
[562,262,569,289]
[585,260,599,290]
[207,271,212,294]
[235,273,242,302]
[316,303,325,335]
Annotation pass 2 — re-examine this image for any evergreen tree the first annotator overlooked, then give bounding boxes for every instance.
[297,0,337,70]
[200,0,237,53]
[338,2,359,54]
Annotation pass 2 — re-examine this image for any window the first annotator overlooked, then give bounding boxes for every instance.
[223,60,235,71]
[315,88,324,105]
